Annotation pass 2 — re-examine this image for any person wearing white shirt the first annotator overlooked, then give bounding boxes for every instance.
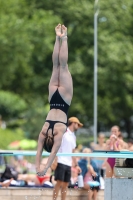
[53,117,83,200]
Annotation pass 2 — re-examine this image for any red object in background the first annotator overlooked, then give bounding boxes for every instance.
[37,175,50,184]
[8,141,20,149]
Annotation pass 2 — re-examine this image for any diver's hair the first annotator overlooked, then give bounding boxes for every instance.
[43,136,54,153]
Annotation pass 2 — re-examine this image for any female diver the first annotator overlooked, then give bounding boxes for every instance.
[35,24,73,176]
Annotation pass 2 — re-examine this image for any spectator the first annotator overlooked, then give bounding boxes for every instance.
[91,133,106,178]
[35,158,53,186]
[69,166,78,188]
[17,157,54,187]
[0,178,13,187]
[53,117,83,200]
[0,165,18,182]
[78,148,100,200]
[105,125,122,178]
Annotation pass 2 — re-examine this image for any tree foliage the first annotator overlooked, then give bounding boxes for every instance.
[0,91,27,119]
[0,0,133,141]
[0,128,25,149]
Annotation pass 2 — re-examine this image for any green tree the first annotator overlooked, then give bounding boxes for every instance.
[0,0,133,139]
[98,0,133,136]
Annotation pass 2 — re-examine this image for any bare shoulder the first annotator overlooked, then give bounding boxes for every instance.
[129,146,133,151]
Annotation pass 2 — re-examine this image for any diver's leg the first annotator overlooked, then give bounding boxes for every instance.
[58,25,73,105]
[49,24,61,101]
[59,25,68,68]
[52,24,61,67]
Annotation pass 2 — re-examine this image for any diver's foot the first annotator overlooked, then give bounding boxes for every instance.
[61,25,67,39]
[55,24,61,37]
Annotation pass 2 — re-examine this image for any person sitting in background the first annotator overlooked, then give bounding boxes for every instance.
[78,148,100,200]
[0,164,18,182]
[91,133,106,179]
[68,166,78,188]
[0,178,13,187]
[17,157,54,187]
[35,158,53,187]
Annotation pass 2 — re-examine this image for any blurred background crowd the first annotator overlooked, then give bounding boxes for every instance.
[1,131,133,187]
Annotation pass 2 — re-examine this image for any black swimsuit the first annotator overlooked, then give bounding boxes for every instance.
[45,89,70,136]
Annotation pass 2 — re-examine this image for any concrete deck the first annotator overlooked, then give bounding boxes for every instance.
[0,188,104,200]
[105,178,133,200]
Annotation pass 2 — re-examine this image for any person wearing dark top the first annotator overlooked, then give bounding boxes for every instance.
[36,24,73,176]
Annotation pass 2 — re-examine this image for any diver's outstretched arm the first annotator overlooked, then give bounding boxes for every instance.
[36,133,63,176]
[35,133,45,173]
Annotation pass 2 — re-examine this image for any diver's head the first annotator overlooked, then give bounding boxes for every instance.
[43,136,54,152]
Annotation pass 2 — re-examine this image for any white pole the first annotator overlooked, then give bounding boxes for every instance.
[94,0,99,144]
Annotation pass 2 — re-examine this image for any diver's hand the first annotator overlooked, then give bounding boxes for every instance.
[36,170,46,176]
[36,164,48,176]
[36,168,48,176]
